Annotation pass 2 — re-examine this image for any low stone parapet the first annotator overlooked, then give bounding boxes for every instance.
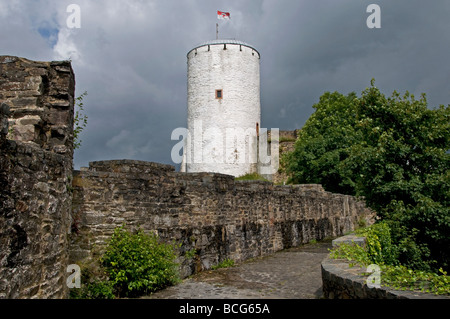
[321,235,450,299]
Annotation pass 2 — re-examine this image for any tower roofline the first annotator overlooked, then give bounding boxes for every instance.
[187,39,260,58]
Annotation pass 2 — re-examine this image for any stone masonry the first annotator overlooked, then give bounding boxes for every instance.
[268,130,299,184]
[0,56,75,298]
[70,160,375,279]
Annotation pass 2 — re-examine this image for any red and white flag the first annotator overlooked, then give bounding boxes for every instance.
[217,11,230,19]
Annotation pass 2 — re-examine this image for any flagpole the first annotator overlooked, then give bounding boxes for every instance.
[216,23,219,39]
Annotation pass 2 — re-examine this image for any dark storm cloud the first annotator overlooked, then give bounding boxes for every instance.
[254,0,450,130]
[1,0,449,169]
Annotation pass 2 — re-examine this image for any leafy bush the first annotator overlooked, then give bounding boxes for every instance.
[355,221,398,266]
[330,222,395,267]
[385,198,448,272]
[101,226,180,298]
[70,279,115,299]
[329,241,371,267]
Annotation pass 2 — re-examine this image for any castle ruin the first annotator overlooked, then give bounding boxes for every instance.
[0,55,374,299]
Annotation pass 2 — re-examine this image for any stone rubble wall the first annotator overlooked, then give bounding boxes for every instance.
[70,160,375,278]
[0,56,75,157]
[0,56,74,299]
[268,129,299,184]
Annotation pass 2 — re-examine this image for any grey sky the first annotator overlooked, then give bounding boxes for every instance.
[1,0,449,169]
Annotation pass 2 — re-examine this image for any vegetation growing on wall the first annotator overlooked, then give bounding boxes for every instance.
[235,173,270,182]
[211,258,235,270]
[329,222,450,295]
[284,79,450,273]
[73,91,88,150]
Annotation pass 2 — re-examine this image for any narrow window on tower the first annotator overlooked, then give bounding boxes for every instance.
[215,89,223,99]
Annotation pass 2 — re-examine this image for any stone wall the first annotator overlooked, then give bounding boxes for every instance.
[0,56,75,157]
[0,56,75,299]
[267,130,299,184]
[70,160,375,278]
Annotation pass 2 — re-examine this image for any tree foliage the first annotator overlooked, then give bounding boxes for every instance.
[284,80,450,271]
[284,91,361,194]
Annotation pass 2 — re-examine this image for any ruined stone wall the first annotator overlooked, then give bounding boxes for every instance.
[0,56,75,157]
[268,130,299,184]
[70,160,374,278]
[0,56,75,299]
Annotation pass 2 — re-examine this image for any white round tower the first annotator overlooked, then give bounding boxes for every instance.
[182,39,261,177]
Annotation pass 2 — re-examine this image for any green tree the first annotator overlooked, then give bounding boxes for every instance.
[284,80,450,271]
[283,91,361,194]
[344,84,449,214]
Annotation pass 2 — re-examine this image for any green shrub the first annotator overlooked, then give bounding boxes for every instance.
[101,226,180,298]
[329,241,371,267]
[70,279,115,299]
[355,221,398,266]
[384,199,447,272]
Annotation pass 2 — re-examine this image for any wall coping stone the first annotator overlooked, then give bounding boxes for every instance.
[88,159,175,172]
[332,234,366,247]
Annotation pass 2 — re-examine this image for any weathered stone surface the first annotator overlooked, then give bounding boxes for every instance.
[0,55,75,156]
[0,56,74,299]
[0,103,10,138]
[269,130,299,184]
[70,159,376,279]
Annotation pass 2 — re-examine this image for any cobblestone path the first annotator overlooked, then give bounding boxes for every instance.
[144,241,332,299]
